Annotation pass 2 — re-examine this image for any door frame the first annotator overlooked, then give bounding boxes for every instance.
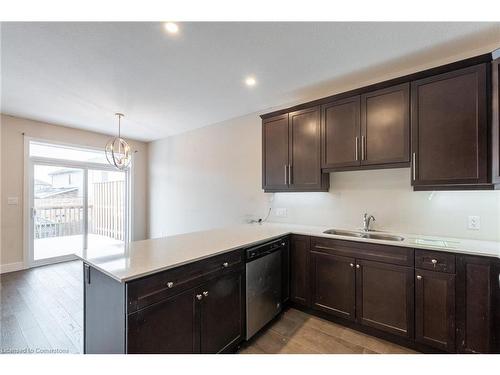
[23,136,132,268]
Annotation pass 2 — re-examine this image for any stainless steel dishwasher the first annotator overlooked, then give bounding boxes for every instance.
[245,237,288,340]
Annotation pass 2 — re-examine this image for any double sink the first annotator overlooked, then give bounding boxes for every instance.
[323,229,404,242]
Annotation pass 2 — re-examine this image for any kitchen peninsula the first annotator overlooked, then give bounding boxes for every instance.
[80,223,500,354]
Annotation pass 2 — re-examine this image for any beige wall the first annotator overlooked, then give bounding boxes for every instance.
[0,114,148,269]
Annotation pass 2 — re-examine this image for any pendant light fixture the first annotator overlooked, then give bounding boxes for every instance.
[105,113,132,170]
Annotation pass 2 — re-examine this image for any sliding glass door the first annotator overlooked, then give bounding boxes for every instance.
[27,140,130,267]
[33,164,85,262]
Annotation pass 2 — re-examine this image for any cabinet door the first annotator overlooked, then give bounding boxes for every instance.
[492,58,500,185]
[200,270,244,354]
[361,83,410,166]
[415,269,456,352]
[290,234,311,307]
[127,288,199,354]
[411,64,488,187]
[494,261,500,353]
[321,96,361,169]
[456,255,493,353]
[311,251,355,320]
[262,114,289,190]
[289,106,327,190]
[355,260,414,339]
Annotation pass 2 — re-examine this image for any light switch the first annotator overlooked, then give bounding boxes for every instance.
[7,197,19,205]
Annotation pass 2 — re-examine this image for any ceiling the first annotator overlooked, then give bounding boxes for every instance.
[1,22,499,142]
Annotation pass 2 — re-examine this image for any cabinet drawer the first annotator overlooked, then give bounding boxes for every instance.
[415,250,455,273]
[127,250,243,313]
[311,236,414,266]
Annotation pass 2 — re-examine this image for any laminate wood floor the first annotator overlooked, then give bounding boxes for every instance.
[0,260,83,354]
[239,308,418,354]
[1,260,417,354]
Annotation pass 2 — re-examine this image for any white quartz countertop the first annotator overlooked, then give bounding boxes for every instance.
[77,223,500,282]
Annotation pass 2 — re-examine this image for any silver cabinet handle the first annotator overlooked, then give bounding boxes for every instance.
[288,164,292,185]
[356,264,360,269]
[412,152,416,181]
[284,165,288,185]
[222,262,229,268]
[416,275,422,280]
[166,281,174,288]
[361,136,366,160]
[350,263,354,268]
[196,294,203,300]
[355,137,359,161]
[203,291,209,297]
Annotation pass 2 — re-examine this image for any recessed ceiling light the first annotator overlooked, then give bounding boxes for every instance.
[245,76,257,87]
[164,22,179,34]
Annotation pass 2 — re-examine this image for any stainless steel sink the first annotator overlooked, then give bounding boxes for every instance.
[323,229,404,242]
[363,233,404,241]
[323,229,364,237]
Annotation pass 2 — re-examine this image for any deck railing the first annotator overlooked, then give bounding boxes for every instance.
[35,180,125,241]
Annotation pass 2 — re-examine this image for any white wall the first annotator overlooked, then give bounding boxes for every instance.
[0,114,149,270]
[148,112,500,242]
[148,113,271,237]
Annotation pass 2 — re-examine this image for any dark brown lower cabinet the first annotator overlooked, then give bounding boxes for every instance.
[290,234,311,307]
[128,287,199,354]
[128,270,244,354]
[200,271,244,354]
[415,269,456,352]
[494,261,500,353]
[355,259,414,339]
[311,251,355,320]
[456,255,493,353]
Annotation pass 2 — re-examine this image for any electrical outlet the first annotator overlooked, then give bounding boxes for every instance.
[468,216,480,230]
[275,208,287,218]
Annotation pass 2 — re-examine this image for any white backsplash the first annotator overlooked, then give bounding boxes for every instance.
[268,168,500,241]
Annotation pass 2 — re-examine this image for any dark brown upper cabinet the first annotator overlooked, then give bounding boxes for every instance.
[321,84,410,171]
[360,83,410,166]
[262,107,329,192]
[321,96,361,169]
[262,113,289,191]
[262,50,498,191]
[411,64,489,190]
[492,57,500,186]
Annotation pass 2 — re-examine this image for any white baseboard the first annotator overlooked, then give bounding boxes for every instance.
[0,262,26,274]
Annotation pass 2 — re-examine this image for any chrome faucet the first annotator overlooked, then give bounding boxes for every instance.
[362,213,376,232]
